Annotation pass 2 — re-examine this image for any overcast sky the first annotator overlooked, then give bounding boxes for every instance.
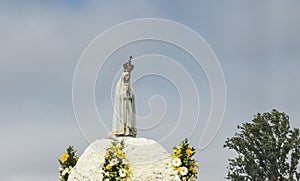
[1,1,300,180]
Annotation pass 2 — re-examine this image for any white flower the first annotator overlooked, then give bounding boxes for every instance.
[172,158,182,167]
[58,166,64,172]
[119,168,127,178]
[62,167,69,176]
[110,158,118,166]
[123,160,128,165]
[68,166,72,174]
[189,175,196,181]
[179,166,188,176]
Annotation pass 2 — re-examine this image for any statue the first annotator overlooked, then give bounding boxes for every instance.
[109,56,137,138]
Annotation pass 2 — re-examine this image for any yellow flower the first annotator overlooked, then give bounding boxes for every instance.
[112,145,121,153]
[191,160,198,167]
[190,166,196,174]
[182,177,187,181]
[175,148,181,155]
[171,154,178,159]
[105,164,112,170]
[60,153,69,163]
[172,147,182,158]
[104,150,110,158]
[172,165,177,170]
[75,156,79,161]
[116,149,124,158]
[127,168,132,177]
[186,148,193,156]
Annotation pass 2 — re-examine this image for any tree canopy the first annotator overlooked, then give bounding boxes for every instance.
[224,109,300,181]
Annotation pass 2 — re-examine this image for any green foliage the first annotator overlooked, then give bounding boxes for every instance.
[58,145,79,181]
[224,109,300,181]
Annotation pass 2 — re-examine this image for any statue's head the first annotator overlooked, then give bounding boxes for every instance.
[123,73,130,82]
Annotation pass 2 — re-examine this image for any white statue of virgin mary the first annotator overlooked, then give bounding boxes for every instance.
[110,57,136,137]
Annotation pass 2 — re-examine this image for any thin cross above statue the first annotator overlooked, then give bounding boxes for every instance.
[128,56,133,65]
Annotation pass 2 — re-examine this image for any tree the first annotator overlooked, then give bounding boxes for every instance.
[224,109,300,181]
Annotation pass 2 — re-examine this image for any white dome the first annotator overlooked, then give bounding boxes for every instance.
[68,137,180,181]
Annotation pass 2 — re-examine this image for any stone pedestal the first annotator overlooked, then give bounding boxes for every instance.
[68,137,179,181]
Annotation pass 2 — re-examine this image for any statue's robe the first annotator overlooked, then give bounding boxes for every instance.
[112,72,136,137]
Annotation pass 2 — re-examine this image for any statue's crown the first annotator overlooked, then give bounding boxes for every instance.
[123,56,134,72]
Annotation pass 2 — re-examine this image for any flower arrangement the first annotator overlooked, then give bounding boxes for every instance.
[58,145,79,181]
[102,140,131,181]
[171,138,198,181]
